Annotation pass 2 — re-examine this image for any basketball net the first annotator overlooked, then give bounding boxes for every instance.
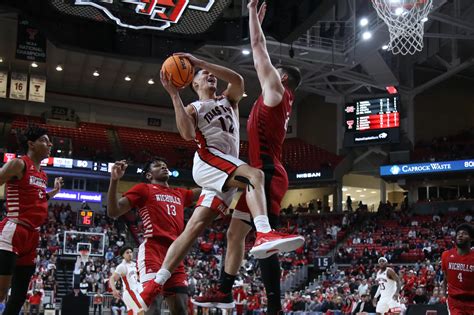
[371,0,433,55]
[79,250,90,264]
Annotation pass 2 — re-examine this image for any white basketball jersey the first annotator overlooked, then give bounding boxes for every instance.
[191,97,240,157]
[116,260,139,291]
[376,268,397,299]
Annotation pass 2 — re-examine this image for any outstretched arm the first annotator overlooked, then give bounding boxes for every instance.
[248,0,285,107]
[174,53,244,106]
[161,70,197,141]
[107,160,133,219]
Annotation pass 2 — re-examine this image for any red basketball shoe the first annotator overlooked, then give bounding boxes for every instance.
[249,230,305,259]
[191,287,235,309]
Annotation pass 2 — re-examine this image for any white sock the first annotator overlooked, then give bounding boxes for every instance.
[154,269,171,285]
[253,215,272,233]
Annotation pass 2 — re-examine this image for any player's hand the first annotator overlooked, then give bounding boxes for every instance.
[53,177,64,191]
[112,290,121,299]
[247,0,258,10]
[173,52,204,68]
[160,70,179,96]
[257,1,267,24]
[111,160,128,181]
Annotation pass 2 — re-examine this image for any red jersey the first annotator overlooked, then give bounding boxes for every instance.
[5,155,48,228]
[124,183,193,245]
[441,248,474,300]
[247,87,294,168]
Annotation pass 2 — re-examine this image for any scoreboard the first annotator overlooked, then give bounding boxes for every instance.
[344,96,400,147]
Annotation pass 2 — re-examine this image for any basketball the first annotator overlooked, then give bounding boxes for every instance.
[161,55,194,88]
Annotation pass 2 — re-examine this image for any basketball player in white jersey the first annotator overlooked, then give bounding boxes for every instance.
[154,53,303,307]
[375,257,402,315]
[109,246,145,315]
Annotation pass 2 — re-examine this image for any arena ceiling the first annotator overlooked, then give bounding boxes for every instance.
[0,0,473,116]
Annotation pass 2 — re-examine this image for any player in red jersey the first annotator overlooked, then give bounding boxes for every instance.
[441,223,474,315]
[107,157,200,314]
[0,126,63,315]
[192,0,302,313]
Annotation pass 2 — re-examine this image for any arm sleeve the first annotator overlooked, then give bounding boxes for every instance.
[178,188,194,207]
[123,183,148,209]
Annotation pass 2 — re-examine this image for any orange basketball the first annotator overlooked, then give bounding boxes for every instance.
[161,56,194,88]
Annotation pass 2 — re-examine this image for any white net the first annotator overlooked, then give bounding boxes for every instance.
[371,0,433,55]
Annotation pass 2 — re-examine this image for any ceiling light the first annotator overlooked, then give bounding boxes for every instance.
[125,75,131,81]
[345,194,351,196]
[0,57,3,63]
[371,191,377,194]
[242,49,251,55]
[31,62,38,68]
[363,189,367,191]
[148,78,155,85]
[243,92,248,97]
[360,18,369,27]
[359,194,365,198]
[421,17,428,22]
[395,7,404,15]
[356,190,362,193]
[342,187,348,192]
[56,65,63,72]
[362,31,372,40]
[93,70,100,77]
[382,44,389,50]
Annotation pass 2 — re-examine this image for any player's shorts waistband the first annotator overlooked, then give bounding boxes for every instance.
[6,218,38,231]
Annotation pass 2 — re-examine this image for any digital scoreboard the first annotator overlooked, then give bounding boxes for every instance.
[77,210,95,227]
[344,96,400,147]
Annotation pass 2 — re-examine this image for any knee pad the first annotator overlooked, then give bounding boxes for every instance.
[234,175,255,191]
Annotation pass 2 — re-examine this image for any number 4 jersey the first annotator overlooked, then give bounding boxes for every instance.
[124,183,194,246]
[441,248,474,301]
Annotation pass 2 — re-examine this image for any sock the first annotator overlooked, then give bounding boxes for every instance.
[254,215,272,233]
[154,269,171,285]
[258,254,282,313]
[219,271,237,294]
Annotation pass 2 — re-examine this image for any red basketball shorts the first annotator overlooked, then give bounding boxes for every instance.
[235,164,288,217]
[447,297,474,315]
[137,238,187,295]
[0,218,39,266]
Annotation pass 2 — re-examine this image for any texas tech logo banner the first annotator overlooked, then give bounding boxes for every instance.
[74,0,215,30]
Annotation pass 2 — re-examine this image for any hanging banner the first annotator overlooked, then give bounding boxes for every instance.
[15,17,47,62]
[28,75,46,103]
[9,72,27,100]
[0,71,7,98]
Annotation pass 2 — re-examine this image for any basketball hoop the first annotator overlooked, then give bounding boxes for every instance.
[79,249,90,264]
[371,0,433,55]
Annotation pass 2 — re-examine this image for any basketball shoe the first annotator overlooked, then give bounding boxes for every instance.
[191,287,235,309]
[249,230,305,259]
[138,281,163,310]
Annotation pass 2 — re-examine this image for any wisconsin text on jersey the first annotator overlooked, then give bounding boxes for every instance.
[29,176,47,188]
[448,262,474,272]
[154,194,182,205]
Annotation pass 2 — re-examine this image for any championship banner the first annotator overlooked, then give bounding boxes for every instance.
[0,71,7,98]
[28,75,46,103]
[9,72,28,100]
[15,17,47,62]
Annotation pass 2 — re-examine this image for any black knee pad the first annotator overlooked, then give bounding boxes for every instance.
[234,175,255,191]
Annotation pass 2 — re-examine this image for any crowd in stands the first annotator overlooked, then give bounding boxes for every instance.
[1,195,469,314]
[281,259,447,314]
[413,128,474,162]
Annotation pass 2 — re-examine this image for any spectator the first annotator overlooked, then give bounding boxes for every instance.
[352,294,375,315]
[111,297,126,315]
[93,289,104,315]
[358,279,369,296]
[28,290,43,315]
[413,288,428,304]
[347,196,353,211]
